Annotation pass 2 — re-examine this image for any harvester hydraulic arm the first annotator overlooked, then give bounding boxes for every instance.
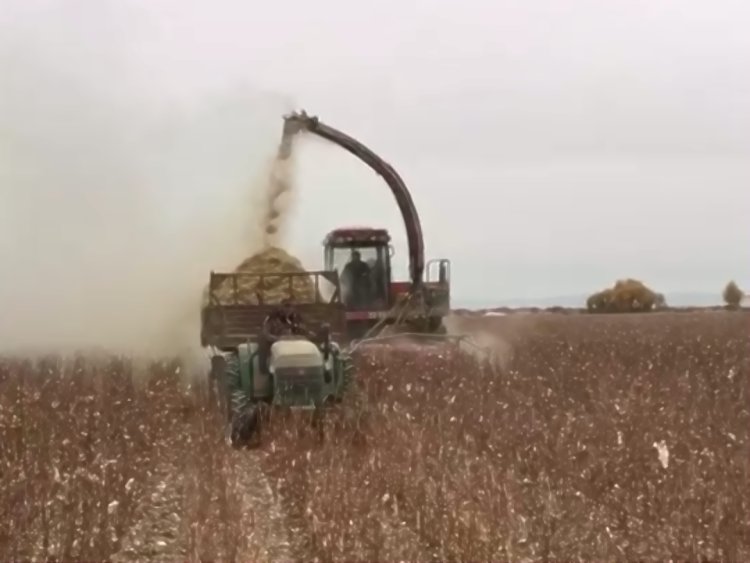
[279,110,425,290]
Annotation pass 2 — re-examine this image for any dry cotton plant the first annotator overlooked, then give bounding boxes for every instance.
[0,355,258,562]
[261,311,750,561]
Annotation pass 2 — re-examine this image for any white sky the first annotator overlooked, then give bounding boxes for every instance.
[2,0,749,306]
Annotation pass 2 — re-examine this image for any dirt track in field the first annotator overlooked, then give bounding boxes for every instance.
[2,310,749,561]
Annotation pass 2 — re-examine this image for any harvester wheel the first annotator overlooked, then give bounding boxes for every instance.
[402,316,446,335]
[427,317,447,334]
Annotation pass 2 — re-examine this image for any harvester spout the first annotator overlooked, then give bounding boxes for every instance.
[279,110,317,160]
[280,110,426,289]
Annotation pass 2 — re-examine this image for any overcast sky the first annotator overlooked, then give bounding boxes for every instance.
[2,0,749,308]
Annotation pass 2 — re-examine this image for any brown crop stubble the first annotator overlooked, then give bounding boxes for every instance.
[0,355,256,562]
[261,311,750,561]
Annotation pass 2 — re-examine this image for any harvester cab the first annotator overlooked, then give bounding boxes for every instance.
[279,110,453,337]
[324,227,391,310]
[324,226,451,338]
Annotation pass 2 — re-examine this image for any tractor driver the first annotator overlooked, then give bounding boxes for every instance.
[341,250,372,307]
[263,299,304,338]
[259,299,308,372]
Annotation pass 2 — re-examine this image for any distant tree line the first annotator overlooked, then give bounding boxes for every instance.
[586,279,746,313]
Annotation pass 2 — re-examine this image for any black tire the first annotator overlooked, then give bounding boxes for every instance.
[209,354,229,419]
[347,320,376,341]
[230,403,261,448]
[404,316,445,334]
[428,317,447,334]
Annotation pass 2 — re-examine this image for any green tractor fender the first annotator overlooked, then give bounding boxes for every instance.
[226,342,258,407]
[237,342,255,395]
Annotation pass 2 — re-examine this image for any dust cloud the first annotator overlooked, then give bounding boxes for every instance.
[0,42,292,361]
[443,313,540,372]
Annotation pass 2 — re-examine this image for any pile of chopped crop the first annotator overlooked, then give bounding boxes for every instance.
[207,246,318,305]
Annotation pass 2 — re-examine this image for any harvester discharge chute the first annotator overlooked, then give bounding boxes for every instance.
[200,109,451,445]
[279,110,452,340]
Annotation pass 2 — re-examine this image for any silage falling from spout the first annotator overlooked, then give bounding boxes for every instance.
[261,127,297,249]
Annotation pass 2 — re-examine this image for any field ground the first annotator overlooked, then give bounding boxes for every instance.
[1,310,748,561]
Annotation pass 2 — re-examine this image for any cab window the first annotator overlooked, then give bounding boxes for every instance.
[329,246,388,308]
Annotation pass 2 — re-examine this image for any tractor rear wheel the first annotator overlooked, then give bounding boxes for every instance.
[229,402,268,449]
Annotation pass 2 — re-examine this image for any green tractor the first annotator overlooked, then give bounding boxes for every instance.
[201,270,354,447]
